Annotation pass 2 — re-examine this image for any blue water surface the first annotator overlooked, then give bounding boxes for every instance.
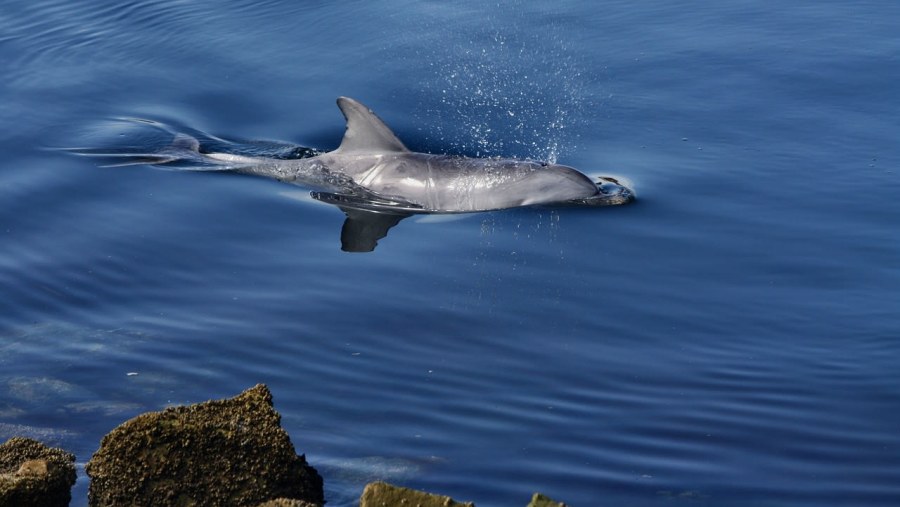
[2,1,899,506]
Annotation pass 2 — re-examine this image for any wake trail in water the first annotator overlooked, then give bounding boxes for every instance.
[54,117,321,171]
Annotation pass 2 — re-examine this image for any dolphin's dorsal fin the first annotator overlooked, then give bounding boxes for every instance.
[334,97,409,154]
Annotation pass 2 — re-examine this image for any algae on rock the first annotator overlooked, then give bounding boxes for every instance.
[527,492,568,507]
[0,436,77,507]
[86,384,323,507]
[359,481,475,507]
[257,498,320,507]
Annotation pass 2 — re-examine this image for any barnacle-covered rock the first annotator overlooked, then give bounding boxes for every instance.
[359,481,474,507]
[86,384,323,506]
[0,437,76,507]
[527,492,568,507]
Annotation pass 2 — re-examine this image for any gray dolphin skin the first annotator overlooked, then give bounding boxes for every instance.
[201,97,634,213]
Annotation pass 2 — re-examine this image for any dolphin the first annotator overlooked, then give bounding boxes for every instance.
[195,97,634,212]
[65,97,634,251]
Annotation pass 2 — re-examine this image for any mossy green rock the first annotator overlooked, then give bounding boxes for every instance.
[0,437,76,507]
[86,384,323,507]
[527,492,568,507]
[359,481,474,507]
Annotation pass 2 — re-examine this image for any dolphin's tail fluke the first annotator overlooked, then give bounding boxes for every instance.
[58,116,322,173]
[62,132,247,171]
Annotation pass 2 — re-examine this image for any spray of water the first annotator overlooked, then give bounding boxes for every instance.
[384,0,595,162]
[397,3,594,163]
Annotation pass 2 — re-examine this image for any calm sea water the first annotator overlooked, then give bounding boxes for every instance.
[2,1,899,506]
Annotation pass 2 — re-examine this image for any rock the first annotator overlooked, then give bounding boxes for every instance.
[359,481,474,507]
[86,384,323,507]
[0,436,77,507]
[527,492,568,507]
[256,499,320,507]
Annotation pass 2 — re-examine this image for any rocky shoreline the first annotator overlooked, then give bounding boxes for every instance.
[0,385,567,506]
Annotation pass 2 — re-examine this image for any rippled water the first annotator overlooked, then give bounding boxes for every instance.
[2,1,899,506]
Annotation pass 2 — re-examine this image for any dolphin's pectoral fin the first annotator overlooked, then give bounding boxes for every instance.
[310,190,426,213]
[338,207,411,253]
[314,189,420,251]
[334,97,410,154]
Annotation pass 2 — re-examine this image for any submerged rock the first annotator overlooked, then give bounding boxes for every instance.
[0,437,77,507]
[527,492,568,507]
[359,481,474,507]
[86,384,323,506]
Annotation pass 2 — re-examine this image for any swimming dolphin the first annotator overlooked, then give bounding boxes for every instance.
[65,97,634,251]
[196,97,634,212]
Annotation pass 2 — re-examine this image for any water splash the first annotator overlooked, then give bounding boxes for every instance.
[401,4,594,162]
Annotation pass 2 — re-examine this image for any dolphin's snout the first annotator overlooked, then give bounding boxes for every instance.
[601,178,634,197]
[562,176,634,207]
[596,177,635,205]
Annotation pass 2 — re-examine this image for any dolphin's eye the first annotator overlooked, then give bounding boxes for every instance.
[540,162,549,167]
